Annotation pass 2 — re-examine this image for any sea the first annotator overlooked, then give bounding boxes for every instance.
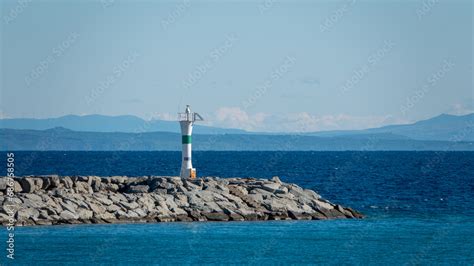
[2,151,474,265]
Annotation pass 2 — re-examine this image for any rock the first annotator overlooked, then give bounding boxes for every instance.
[95,196,113,206]
[94,211,116,221]
[345,207,364,219]
[120,201,139,210]
[288,211,313,220]
[106,204,122,212]
[60,210,79,220]
[40,176,52,190]
[0,175,363,226]
[314,199,334,210]
[127,185,149,193]
[202,212,229,221]
[61,176,74,189]
[0,177,7,190]
[271,176,282,184]
[16,208,40,221]
[104,183,119,192]
[275,187,289,194]
[88,202,106,214]
[60,200,77,213]
[20,178,36,193]
[109,193,127,203]
[75,182,92,194]
[77,208,93,220]
[138,195,156,210]
[110,176,127,184]
[13,181,23,192]
[90,176,102,192]
[24,193,43,202]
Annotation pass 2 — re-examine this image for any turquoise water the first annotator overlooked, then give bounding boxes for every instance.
[2,151,474,264]
[11,216,474,265]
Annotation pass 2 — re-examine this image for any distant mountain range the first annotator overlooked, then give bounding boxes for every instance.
[0,127,472,151]
[0,114,247,134]
[304,113,474,141]
[0,113,472,150]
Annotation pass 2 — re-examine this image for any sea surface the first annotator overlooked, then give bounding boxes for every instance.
[2,151,474,265]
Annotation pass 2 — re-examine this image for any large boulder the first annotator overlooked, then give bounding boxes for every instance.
[61,176,74,189]
[0,177,8,190]
[60,210,79,221]
[16,208,40,221]
[20,178,38,193]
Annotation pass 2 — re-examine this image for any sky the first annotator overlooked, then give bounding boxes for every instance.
[0,0,472,132]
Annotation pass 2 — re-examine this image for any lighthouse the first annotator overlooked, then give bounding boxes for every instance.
[179,105,203,179]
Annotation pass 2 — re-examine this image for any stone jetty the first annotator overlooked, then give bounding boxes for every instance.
[0,176,363,226]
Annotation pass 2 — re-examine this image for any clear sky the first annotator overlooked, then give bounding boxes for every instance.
[1,0,472,132]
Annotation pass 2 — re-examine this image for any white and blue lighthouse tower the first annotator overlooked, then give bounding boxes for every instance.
[178,105,203,179]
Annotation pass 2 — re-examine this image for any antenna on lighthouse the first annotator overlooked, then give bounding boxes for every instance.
[178,105,203,179]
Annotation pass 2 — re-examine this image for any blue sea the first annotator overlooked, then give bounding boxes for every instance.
[2,151,474,265]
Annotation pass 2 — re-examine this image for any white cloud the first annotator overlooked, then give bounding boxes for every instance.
[446,101,474,116]
[152,112,176,121]
[200,107,411,133]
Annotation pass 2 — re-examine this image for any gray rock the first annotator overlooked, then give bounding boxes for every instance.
[77,208,93,220]
[24,193,43,202]
[16,208,40,221]
[74,181,91,194]
[110,176,127,184]
[0,175,363,227]
[13,181,23,192]
[271,176,282,184]
[0,177,7,190]
[127,185,149,193]
[120,201,139,210]
[90,176,102,192]
[260,183,281,193]
[60,200,77,213]
[104,183,119,192]
[202,212,229,221]
[20,178,36,193]
[87,202,106,214]
[109,193,127,203]
[106,204,122,212]
[60,210,79,220]
[61,176,74,189]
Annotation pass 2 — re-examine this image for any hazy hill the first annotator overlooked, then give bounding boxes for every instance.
[1,113,473,142]
[0,114,247,135]
[1,127,472,151]
[306,113,474,141]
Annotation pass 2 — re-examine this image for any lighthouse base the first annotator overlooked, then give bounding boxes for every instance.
[180,168,196,179]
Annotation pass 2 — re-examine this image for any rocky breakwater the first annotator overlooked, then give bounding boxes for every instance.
[0,176,363,226]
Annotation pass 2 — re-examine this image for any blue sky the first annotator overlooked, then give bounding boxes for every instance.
[1,0,472,132]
